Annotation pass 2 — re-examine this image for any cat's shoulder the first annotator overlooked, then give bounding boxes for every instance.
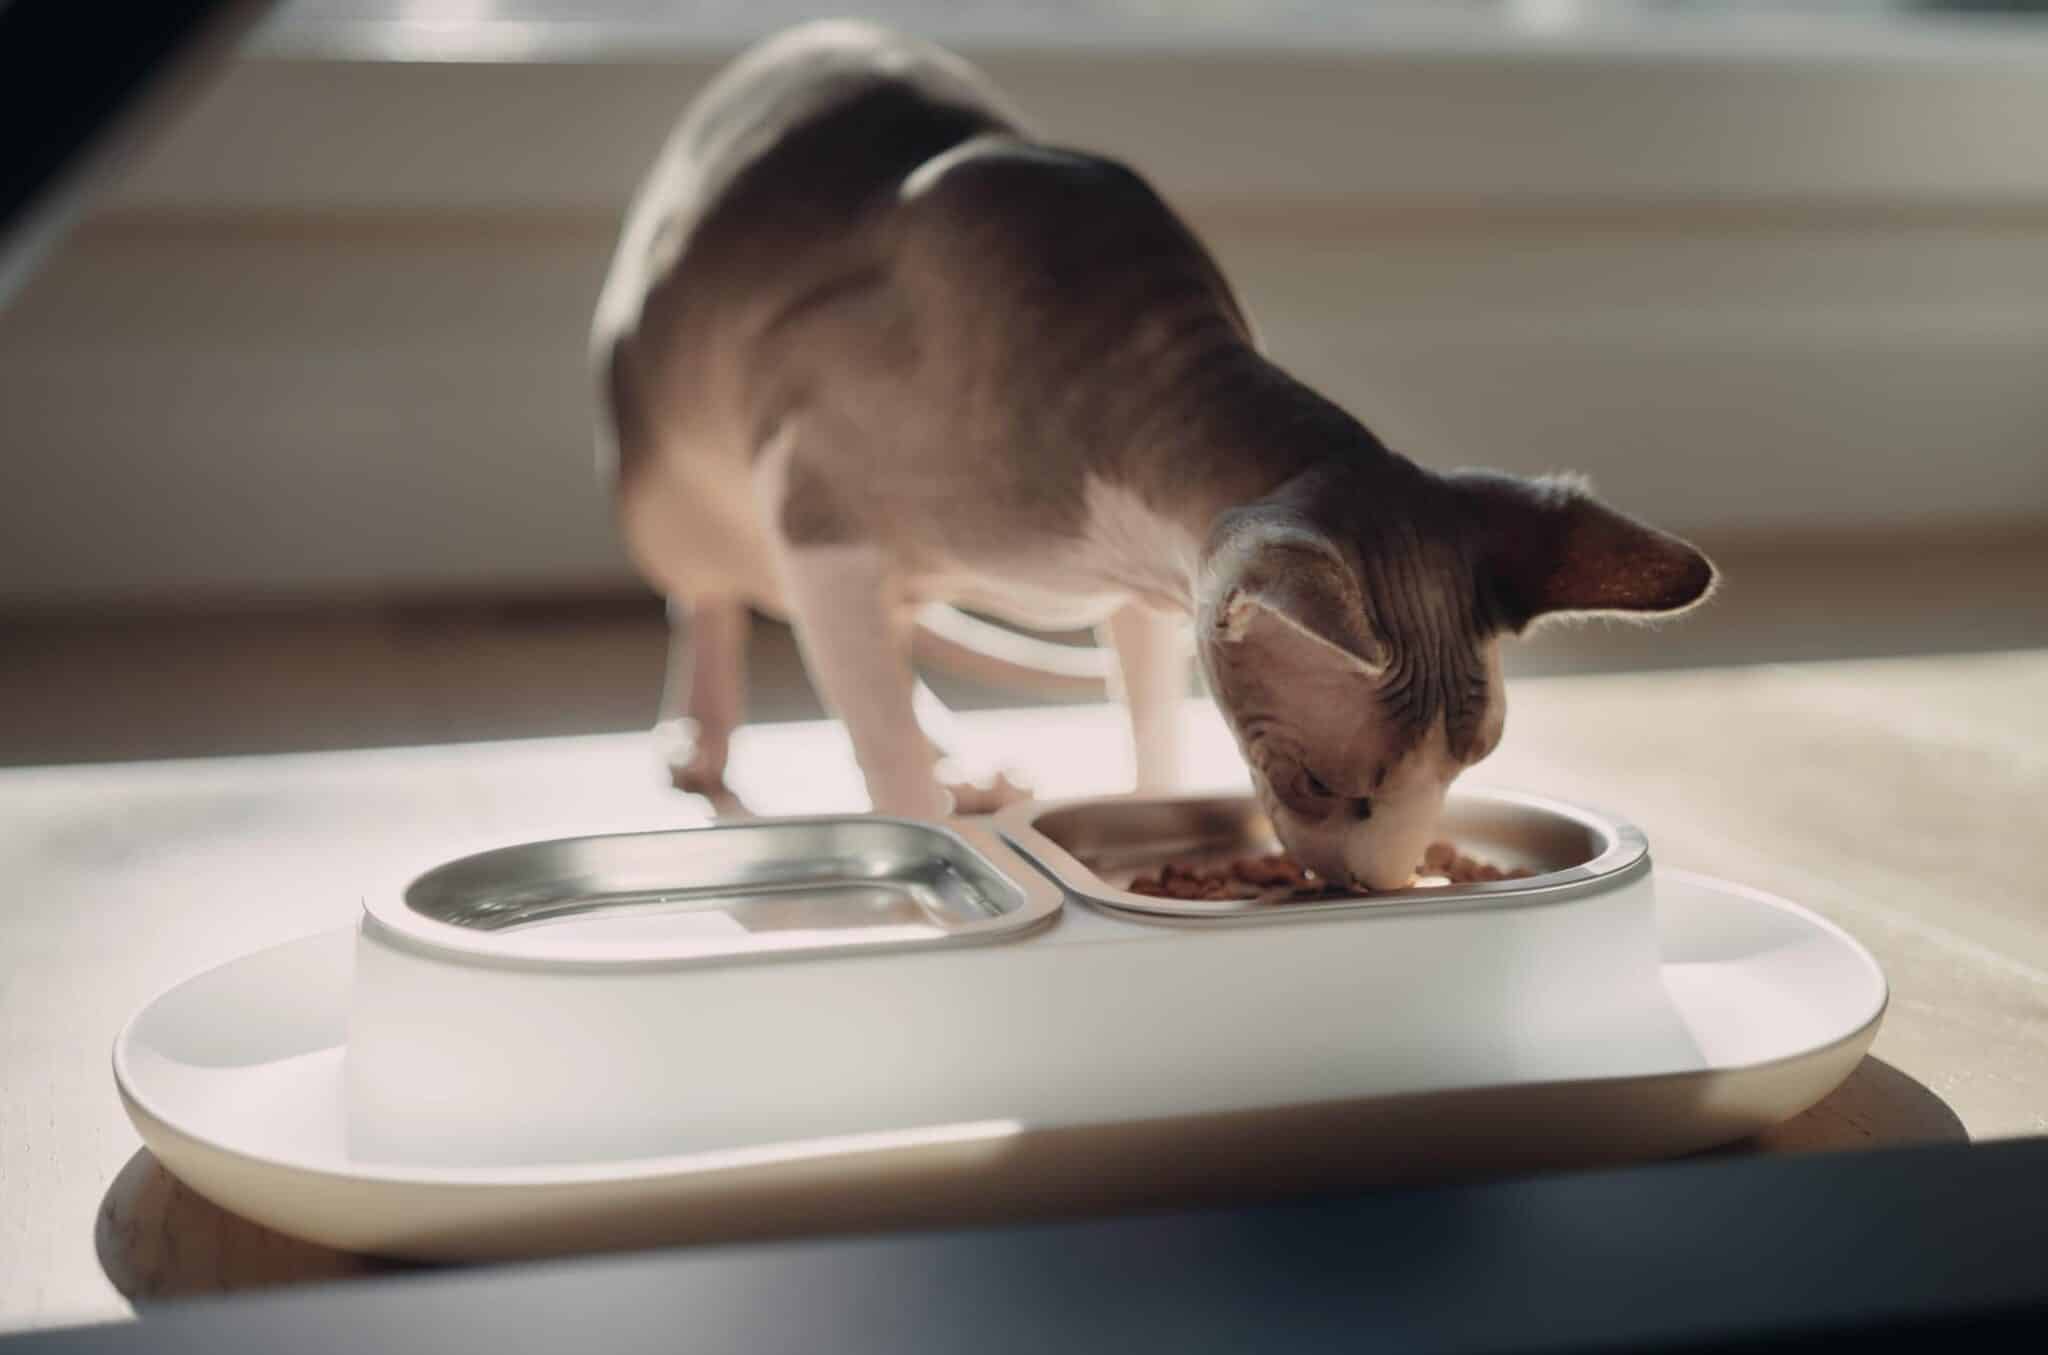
[898,136,1157,221]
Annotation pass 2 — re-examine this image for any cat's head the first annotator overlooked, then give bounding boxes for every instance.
[1194,465,1714,890]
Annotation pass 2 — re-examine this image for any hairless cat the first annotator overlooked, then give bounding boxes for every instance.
[594,21,1714,890]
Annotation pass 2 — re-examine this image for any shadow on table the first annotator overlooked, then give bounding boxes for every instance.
[94,1055,1965,1305]
[94,1150,414,1304]
[1707,1055,1968,1157]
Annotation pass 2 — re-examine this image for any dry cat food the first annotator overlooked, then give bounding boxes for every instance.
[1127,842,1535,902]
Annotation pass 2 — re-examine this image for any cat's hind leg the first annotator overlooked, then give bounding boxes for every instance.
[656,596,751,817]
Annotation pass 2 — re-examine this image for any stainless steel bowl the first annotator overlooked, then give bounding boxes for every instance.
[997,787,1649,924]
[362,816,1062,971]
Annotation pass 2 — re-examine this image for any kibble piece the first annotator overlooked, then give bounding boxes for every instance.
[1127,842,1530,904]
[1231,853,1305,887]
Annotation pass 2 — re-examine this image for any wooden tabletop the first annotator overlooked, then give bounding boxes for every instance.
[4,649,2044,1334]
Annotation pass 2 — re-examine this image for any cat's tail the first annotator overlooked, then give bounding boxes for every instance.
[910,604,1113,698]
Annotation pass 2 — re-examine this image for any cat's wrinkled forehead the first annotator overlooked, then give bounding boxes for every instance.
[1351,526,1498,761]
[1197,500,1499,765]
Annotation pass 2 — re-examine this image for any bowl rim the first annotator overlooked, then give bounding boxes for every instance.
[357,816,1064,973]
[994,785,1651,926]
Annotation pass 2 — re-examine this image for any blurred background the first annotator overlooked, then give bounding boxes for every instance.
[4,0,2046,766]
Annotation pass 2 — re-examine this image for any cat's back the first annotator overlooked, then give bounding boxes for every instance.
[593,22,1015,358]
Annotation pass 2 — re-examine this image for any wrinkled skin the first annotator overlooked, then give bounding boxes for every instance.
[1205,625,1505,891]
[596,21,1718,836]
[1195,465,1714,891]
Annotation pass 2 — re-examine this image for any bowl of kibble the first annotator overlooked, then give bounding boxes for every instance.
[996,787,1649,923]
[1126,840,1535,904]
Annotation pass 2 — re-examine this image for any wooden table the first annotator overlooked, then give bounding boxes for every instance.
[4,650,2045,1333]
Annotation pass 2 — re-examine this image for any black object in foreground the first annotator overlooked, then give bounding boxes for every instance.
[9,1137,2048,1353]
[0,1,276,308]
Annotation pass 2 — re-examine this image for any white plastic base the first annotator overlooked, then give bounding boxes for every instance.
[113,871,1886,1261]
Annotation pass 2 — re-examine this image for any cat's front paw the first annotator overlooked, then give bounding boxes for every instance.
[941,769,1034,817]
[659,721,750,818]
[675,771,751,819]
[669,760,752,819]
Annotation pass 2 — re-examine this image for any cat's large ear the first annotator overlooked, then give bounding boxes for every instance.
[1200,514,1388,678]
[1450,471,1717,631]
